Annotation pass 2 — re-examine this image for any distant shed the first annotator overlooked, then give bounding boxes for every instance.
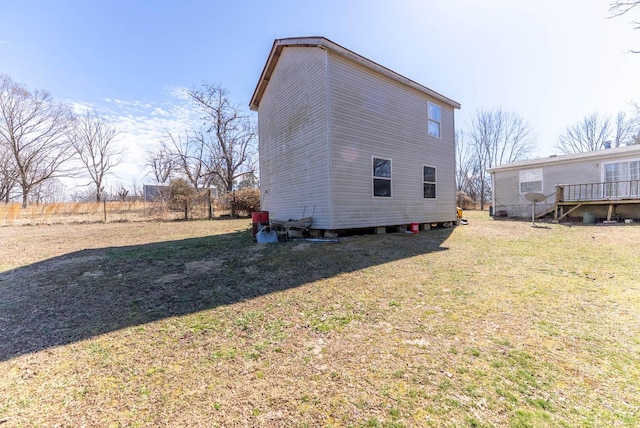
[143,184,169,202]
[250,36,461,231]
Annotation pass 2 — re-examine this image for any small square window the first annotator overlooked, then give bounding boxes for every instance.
[374,178,392,197]
[373,158,391,178]
[519,169,542,194]
[423,183,436,199]
[423,166,436,183]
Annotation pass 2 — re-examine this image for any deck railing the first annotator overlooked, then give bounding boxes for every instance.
[557,180,640,202]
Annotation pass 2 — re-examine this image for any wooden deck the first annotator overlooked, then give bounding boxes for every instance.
[553,180,640,221]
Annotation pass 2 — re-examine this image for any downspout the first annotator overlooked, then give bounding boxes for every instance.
[489,170,495,217]
[323,46,333,230]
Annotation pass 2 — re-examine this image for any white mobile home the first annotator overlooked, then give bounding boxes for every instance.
[488,145,640,221]
[249,37,461,231]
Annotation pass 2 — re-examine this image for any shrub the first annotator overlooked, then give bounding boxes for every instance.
[456,190,475,209]
[219,188,260,217]
[170,178,195,219]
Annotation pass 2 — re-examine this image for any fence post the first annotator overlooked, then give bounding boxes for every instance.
[103,200,107,223]
[208,188,213,220]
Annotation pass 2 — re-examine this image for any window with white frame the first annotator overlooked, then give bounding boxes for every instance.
[631,161,640,180]
[423,165,436,198]
[604,161,640,197]
[428,102,441,138]
[632,161,640,196]
[519,168,543,193]
[373,157,392,197]
[605,162,625,182]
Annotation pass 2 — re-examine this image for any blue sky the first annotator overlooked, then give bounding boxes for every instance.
[2,0,640,188]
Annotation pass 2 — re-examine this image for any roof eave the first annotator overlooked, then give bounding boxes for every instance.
[249,36,461,111]
[487,146,640,173]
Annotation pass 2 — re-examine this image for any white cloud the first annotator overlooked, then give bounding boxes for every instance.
[67,91,202,191]
[152,107,170,117]
[69,102,93,115]
[166,86,190,100]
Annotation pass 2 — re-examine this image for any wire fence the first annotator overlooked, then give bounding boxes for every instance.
[0,199,227,226]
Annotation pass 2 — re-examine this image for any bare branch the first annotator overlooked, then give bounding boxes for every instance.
[186,82,257,194]
[144,146,174,184]
[609,1,640,17]
[467,107,536,209]
[554,112,627,154]
[0,74,75,207]
[70,110,122,202]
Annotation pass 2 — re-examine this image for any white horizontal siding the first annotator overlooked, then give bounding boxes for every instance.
[327,52,457,228]
[258,47,331,227]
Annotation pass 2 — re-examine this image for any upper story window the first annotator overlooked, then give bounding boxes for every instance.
[428,102,441,138]
[423,166,436,198]
[373,157,392,197]
[519,168,543,193]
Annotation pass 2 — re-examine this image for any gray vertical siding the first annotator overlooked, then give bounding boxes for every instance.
[327,52,457,228]
[258,47,331,226]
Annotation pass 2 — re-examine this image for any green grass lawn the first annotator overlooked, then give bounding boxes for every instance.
[1,213,639,427]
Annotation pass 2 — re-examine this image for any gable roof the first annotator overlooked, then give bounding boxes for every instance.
[249,36,461,111]
[487,144,640,173]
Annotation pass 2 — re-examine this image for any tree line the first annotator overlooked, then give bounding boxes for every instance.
[2,77,639,212]
[0,74,257,208]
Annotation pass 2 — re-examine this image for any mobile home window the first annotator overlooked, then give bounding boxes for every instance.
[423,165,436,198]
[605,162,625,182]
[519,168,543,193]
[631,161,640,180]
[428,102,441,138]
[373,157,392,197]
[604,161,640,197]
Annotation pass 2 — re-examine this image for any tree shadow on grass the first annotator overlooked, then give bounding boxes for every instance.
[0,227,453,361]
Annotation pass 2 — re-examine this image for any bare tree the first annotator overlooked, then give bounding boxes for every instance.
[159,130,211,190]
[187,83,257,193]
[613,111,637,147]
[468,108,535,209]
[455,130,476,194]
[610,1,640,52]
[0,74,75,208]
[71,110,122,202]
[145,146,174,184]
[555,112,635,153]
[628,102,640,144]
[556,113,611,154]
[0,144,16,203]
[30,178,66,204]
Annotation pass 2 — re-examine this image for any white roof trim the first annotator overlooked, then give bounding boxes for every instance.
[249,36,461,111]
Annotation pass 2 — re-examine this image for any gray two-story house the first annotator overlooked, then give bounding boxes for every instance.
[249,36,461,232]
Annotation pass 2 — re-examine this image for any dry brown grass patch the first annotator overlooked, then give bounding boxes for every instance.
[0,212,639,427]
